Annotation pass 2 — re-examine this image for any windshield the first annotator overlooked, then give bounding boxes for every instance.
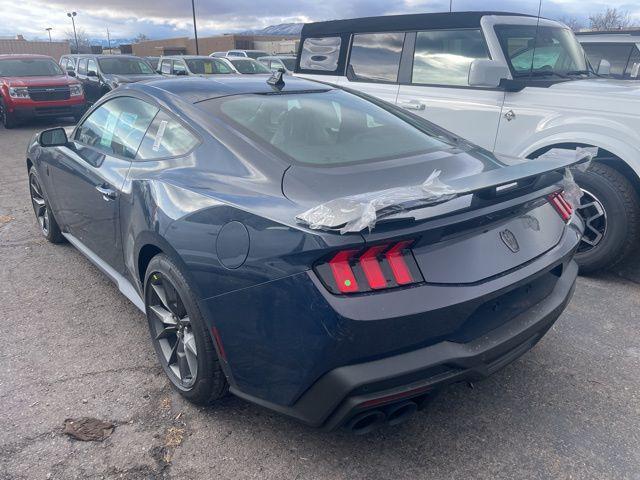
[280,58,296,70]
[0,58,63,77]
[495,25,589,78]
[246,51,268,60]
[186,58,233,74]
[229,59,271,74]
[98,58,155,75]
[206,90,453,166]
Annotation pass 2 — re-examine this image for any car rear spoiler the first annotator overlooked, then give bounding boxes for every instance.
[296,148,596,234]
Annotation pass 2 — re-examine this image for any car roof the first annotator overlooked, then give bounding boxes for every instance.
[133,75,331,104]
[576,30,640,37]
[301,11,535,36]
[162,55,221,60]
[0,54,54,60]
[227,57,257,61]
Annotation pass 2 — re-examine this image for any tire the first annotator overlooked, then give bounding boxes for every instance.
[144,253,228,405]
[28,166,65,243]
[0,99,17,129]
[573,162,640,273]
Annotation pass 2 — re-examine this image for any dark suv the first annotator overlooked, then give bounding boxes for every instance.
[60,54,163,104]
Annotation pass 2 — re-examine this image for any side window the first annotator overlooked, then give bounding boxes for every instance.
[87,58,98,75]
[412,29,489,86]
[173,61,187,75]
[582,43,633,77]
[161,60,172,75]
[74,97,158,160]
[213,59,233,74]
[299,36,342,72]
[626,46,640,78]
[137,111,199,160]
[77,58,87,75]
[348,33,405,83]
[60,58,68,70]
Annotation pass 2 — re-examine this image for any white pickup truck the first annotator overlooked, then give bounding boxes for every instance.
[295,11,640,272]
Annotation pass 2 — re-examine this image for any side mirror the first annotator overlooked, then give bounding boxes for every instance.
[175,70,187,76]
[468,59,511,88]
[39,127,69,147]
[67,70,76,77]
[87,70,97,77]
[597,59,611,76]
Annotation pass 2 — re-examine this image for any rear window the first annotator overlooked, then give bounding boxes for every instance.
[0,58,63,77]
[206,90,452,166]
[186,58,233,74]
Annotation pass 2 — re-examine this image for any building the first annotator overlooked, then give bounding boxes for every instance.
[132,34,299,57]
[0,35,70,60]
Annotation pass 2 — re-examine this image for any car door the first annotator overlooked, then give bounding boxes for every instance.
[340,32,404,103]
[75,58,91,99]
[84,58,102,103]
[395,29,505,151]
[49,96,158,271]
[173,60,187,76]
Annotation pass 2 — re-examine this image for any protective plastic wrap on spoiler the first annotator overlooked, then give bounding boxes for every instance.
[296,147,596,234]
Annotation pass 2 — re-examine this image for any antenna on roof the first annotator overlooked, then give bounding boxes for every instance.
[528,0,543,78]
[267,68,286,91]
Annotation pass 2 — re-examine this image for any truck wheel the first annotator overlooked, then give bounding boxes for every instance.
[573,163,640,273]
[0,99,17,129]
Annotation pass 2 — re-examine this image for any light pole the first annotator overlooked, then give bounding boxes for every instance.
[107,27,112,52]
[45,27,53,42]
[191,0,199,55]
[67,11,79,52]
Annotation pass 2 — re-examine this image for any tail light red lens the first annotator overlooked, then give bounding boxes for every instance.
[315,240,424,295]
[548,192,573,222]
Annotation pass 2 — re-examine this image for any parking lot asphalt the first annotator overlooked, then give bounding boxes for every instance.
[0,122,639,480]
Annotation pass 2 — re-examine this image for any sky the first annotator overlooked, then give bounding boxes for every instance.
[1,0,639,41]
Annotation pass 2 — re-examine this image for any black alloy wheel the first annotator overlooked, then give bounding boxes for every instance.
[147,271,199,389]
[28,167,64,243]
[144,254,228,404]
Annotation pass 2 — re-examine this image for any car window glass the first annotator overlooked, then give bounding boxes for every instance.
[495,25,588,76]
[281,58,296,71]
[348,32,405,83]
[626,46,640,78]
[74,97,158,160]
[582,43,633,77]
[161,60,172,74]
[87,58,98,75]
[173,61,187,74]
[212,90,453,166]
[300,37,341,71]
[412,29,489,86]
[60,58,68,70]
[77,59,87,75]
[137,111,199,160]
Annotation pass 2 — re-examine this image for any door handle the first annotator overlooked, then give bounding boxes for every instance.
[399,100,426,111]
[95,184,117,201]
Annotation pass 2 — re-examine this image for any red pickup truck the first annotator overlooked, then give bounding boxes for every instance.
[0,54,86,128]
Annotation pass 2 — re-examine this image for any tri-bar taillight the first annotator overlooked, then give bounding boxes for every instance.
[315,240,424,295]
[547,191,573,222]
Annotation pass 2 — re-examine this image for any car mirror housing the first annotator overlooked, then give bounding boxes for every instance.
[67,70,76,77]
[597,59,611,76]
[468,59,511,88]
[87,70,98,77]
[39,127,69,148]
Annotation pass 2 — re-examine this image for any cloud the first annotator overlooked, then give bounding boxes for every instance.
[1,0,638,41]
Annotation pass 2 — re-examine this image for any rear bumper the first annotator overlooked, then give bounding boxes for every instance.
[231,258,578,429]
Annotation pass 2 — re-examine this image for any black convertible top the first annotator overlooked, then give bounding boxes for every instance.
[301,11,535,36]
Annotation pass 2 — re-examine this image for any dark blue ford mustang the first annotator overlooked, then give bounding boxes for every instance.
[26,75,583,433]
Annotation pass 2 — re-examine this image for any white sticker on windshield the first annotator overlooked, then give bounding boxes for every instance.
[153,120,168,152]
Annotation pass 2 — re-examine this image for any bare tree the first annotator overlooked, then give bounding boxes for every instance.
[558,16,584,32]
[133,33,150,43]
[65,28,92,52]
[589,8,631,31]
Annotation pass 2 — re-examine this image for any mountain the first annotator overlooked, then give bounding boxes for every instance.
[240,23,303,36]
